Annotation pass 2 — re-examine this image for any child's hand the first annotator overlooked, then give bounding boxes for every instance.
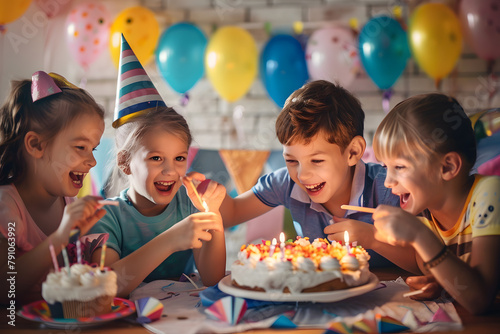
[372,205,422,247]
[324,217,376,249]
[182,174,226,212]
[57,196,106,240]
[167,212,223,251]
[405,275,443,301]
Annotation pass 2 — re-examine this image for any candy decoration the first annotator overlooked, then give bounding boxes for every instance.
[112,34,166,128]
[375,314,409,333]
[135,297,164,324]
[204,296,247,325]
[324,321,352,334]
[430,307,454,323]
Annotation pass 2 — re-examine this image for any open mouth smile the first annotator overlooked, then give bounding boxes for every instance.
[304,182,326,194]
[155,181,175,193]
[69,171,87,188]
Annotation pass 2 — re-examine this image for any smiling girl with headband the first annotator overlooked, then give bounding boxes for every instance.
[0,71,106,304]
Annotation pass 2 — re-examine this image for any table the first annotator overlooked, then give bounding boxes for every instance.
[2,267,499,334]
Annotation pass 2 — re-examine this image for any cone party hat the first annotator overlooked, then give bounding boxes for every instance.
[113,34,166,128]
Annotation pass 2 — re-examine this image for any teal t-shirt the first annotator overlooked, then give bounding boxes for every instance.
[89,188,197,282]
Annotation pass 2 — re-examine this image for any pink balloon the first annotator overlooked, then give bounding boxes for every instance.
[459,0,500,61]
[65,1,111,69]
[36,0,73,18]
[306,26,360,87]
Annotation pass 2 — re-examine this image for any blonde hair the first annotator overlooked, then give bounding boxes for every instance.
[373,93,476,169]
[104,107,192,197]
[0,79,104,185]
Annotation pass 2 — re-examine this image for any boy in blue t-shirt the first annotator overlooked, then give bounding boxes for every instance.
[221,80,415,270]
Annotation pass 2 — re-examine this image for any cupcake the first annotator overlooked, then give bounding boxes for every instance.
[42,264,117,318]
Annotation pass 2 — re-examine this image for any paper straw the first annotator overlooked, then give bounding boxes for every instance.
[61,245,70,276]
[403,289,424,298]
[100,244,107,271]
[98,200,119,206]
[341,205,376,213]
[49,243,59,272]
[76,239,82,264]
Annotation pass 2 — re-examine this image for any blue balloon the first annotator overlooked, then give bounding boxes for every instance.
[156,22,207,94]
[260,35,309,108]
[359,16,410,90]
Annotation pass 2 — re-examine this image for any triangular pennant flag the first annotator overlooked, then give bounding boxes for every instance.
[135,297,163,324]
[219,150,270,194]
[113,34,166,128]
[351,317,377,333]
[324,321,353,334]
[271,314,297,329]
[205,296,247,325]
[430,307,453,323]
[401,309,424,329]
[376,314,409,333]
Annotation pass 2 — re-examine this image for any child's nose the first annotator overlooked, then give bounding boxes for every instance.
[161,161,174,175]
[297,165,312,181]
[86,153,97,168]
[384,171,396,188]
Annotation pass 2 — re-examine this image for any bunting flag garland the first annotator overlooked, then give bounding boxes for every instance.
[204,296,247,325]
[219,150,270,194]
[375,314,410,333]
[135,297,164,324]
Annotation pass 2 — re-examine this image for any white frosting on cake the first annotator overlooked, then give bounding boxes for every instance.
[42,264,117,304]
[231,237,371,293]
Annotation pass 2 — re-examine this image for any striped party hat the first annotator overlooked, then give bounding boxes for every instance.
[113,34,166,128]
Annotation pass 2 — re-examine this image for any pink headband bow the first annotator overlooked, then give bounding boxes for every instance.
[31,71,78,102]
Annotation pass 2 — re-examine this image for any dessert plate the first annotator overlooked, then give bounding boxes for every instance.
[17,297,135,329]
[218,273,379,303]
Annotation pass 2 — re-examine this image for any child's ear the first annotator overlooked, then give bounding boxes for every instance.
[441,152,462,180]
[117,151,131,175]
[24,131,46,158]
[346,136,366,166]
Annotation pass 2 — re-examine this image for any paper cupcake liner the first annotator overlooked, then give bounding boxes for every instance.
[61,295,114,319]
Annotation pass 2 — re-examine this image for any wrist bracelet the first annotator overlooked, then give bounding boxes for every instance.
[424,245,450,270]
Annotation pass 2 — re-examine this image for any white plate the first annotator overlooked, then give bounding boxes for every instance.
[218,273,379,303]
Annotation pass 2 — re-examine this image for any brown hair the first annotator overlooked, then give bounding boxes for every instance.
[373,93,476,170]
[0,79,104,185]
[104,107,192,197]
[275,80,364,151]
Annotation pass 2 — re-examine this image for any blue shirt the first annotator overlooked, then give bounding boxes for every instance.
[252,161,400,267]
[88,188,197,282]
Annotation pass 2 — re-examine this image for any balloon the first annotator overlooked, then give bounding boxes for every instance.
[109,6,159,68]
[0,0,31,26]
[359,16,410,90]
[459,0,500,62]
[205,26,257,102]
[306,26,359,87]
[156,22,207,94]
[65,1,111,69]
[260,34,309,108]
[408,3,463,84]
[36,0,72,18]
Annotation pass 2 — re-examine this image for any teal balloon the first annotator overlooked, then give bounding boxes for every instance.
[156,22,207,94]
[359,16,410,90]
[260,34,309,108]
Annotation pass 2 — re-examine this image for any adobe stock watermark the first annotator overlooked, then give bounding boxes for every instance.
[5,0,71,54]
[214,0,243,21]
[6,222,16,326]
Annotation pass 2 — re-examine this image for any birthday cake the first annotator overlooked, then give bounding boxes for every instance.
[42,264,117,318]
[231,237,371,293]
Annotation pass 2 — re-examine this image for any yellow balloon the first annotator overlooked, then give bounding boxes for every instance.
[0,0,32,26]
[109,6,159,68]
[205,26,258,102]
[409,3,462,83]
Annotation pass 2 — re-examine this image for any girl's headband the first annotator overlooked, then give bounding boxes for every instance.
[31,71,78,102]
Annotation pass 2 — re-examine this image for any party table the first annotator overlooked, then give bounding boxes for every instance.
[3,267,499,334]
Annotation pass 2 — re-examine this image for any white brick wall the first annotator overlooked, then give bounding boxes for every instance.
[1,0,499,151]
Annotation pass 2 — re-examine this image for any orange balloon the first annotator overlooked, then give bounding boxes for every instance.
[109,6,159,67]
[0,0,32,26]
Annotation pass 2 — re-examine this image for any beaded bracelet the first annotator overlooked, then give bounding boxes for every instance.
[424,245,450,270]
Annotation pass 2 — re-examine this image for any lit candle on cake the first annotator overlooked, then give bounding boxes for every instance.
[76,239,82,264]
[344,231,351,254]
[100,244,107,271]
[279,232,285,260]
[270,238,277,256]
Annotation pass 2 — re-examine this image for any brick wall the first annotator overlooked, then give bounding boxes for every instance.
[1,0,499,151]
